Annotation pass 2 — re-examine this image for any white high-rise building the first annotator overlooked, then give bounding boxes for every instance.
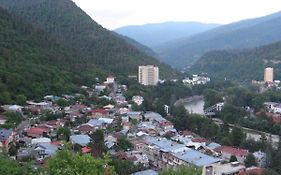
[264,67,274,83]
[138,65,159,86]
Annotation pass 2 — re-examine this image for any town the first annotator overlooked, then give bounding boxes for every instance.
[1,65,280,175]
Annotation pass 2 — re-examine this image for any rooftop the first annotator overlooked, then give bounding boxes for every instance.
[214,146,249,157]
[0,128,13,142]
[131,169,158,175]
[145,136,185,153]
[70,134,91,146]
[174,149,221,166]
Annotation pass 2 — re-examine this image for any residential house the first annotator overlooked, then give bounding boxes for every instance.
[95,85,106,93]
[203,162,246,175]
[159,121,174,131]
[70,134,91,147]
[253,151,267,167]
[171,149,221,167]
[132,96,144,106]
[127,111,143,122]
[0,128,14,150]
[25,126,50,138]
[87,119,106,129]
[0,114,6,125]
[214,146,249,163]
[31,137,51,144]
[238,167,264,175]
[34,142,61,159]
[105,76,115,84]
[131,169,158,175]
[75,124,95,134]
[89,109,109,118]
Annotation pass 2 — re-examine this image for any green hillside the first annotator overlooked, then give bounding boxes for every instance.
[0,7,90,102]
[190,41,281,81]
[0,0,176,78]
[156,11,281,68]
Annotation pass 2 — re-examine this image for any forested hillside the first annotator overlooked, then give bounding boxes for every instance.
[0,0,176,78]
[156,11,281,68]
[0,7,89,102]
[191,41,281,81]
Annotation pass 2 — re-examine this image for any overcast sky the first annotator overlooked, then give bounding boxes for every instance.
[72,0,281,30]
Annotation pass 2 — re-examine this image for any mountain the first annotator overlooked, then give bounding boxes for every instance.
[0,0,178,103]
[113,33,160,59]
[114,22,220,48]
[0,7,85,102]
[0,0,176,79]
[156,11,281,68]
[190,41,281,81]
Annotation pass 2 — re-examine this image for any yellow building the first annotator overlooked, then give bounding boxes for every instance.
[138,65,159,86]
[264,67,274,83]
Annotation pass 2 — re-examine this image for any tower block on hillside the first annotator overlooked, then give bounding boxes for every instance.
[138,65,159,86]
[264,67,274,83]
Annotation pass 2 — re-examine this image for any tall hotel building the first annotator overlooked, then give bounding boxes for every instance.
[264,67,274,83]
[138,65,159,86]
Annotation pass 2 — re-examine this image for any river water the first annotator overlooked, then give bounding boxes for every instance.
[184,98,205,114]
[184,97,280,147]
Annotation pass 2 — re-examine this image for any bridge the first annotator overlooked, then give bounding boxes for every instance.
[201,102,224,117]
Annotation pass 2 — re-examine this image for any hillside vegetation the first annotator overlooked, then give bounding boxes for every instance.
[0,7,88,102]
[156,11,281,68]
[191,41,281,81]
[0,0,176,103]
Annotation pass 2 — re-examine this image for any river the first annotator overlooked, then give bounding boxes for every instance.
[183,97,280,148]
[184,96,205,114]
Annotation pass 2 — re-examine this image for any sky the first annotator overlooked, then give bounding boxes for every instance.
[72,0,281,30]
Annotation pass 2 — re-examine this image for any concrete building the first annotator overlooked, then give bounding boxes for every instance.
[264,67,274,83]
[203,162,245,175]
[138,65,159,86]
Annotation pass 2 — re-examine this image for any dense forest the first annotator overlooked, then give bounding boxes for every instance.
[0,0,176,77]
[190,41,281,81]
[0,7,87,102]
[0,0,176,103]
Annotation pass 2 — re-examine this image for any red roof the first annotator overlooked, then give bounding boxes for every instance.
[159,121,173,127]
[91,109,108,116]
[238,167,264,175]
[70,111,81,117]
[192,138,209,143]
[51,141,62,146]
[26,127,49,135]
[76,124,94,132]
[214,146,249,157]
[81,146,92,153]
[71,104,87,111]
[266,112,281,124]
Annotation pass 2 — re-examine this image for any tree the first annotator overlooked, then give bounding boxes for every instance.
[160,165,202,175]
[89,129,106,157]
[44,149,115,175]
[231,127,245,147]
[15,94,27,106]
[0,153,33,175]
[57,127,70,141]
[116,136,133,151]
[244,153,257,167]
[203,89,223,109]
[8,143,18,156]
[230,155,238,162]
[56,99,69,108]
[111,159,144,175]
